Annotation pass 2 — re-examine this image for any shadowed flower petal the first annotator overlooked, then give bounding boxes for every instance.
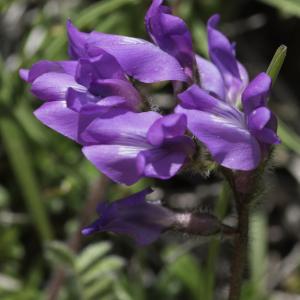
[145,0,194,78]
[196,55,226,100]
[20,60,78,84]
[147,113,187,146]
[247,107,280,145]
[67,19,89,59]
[81,111,194,185]
[89,79,141,109]
[75,52,126,88]
[82,188,174,245]
[207,14,248,105]
[31,72,85,102]
[242,72,272,115]
[85,32,188,83]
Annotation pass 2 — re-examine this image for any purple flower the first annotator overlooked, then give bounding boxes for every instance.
[82,188,174,246]
[145,0,195,79]
[82,188,229,245]
[81,112,195,185]
[20,50,141,142]
[67,20,188,84]
[176,73,280,171]
[196,14,248,105]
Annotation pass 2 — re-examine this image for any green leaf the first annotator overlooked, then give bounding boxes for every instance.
[0,117,53,241]
[45,241,75,270]
[278,119,300,156]
[76,242,112,274]
[83,276,114,300]
[266,44,287,85]
[76,0,138,28]
[249,211,268,299]
[260,0,300,18]
[81,255,125,285]
[163,253,204,300]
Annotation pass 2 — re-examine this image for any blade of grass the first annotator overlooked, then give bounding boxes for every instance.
[260,0,300,18]
[277,120,300,156]
[204,182,231,300]
[0,117,53,241]
[76,0,138,28]
[248,210,267,299]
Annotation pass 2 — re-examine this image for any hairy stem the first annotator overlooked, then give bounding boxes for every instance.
[228,197,249,300]
[223,169,255,300]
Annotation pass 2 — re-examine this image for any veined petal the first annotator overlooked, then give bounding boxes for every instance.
[196,55,225,100]
[207,14,247,105]
[176,105,261,170]
[81,110,161,145]
[86,31,188,83]
[145,0,194,78]
[178,84,243,122]
[31,72,85,101]
[242,72,272,115]
[207,14,240,81]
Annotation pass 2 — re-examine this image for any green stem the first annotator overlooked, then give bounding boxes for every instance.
[205,182,231,300]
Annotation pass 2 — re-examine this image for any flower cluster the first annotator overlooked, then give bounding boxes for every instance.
[20,0,279,244]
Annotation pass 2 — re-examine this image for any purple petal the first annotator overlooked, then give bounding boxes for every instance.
[67,20,89,59]
[145,0,194,78]
[207,14,248,104]
[242,72,272,115]
[66,88,134,113]
[82,188,174,245]
[89,79,141,110]
[81,111,161,184]
[176,105,261,170]
[178,84,243,122]
[31,72,85,102]
[81,110,160,144]
[207,15,240,81]
[34,101,80,141]
[196,55,225,100]
[147,113,187,146]
[248,107,280,144]
[66,88,101,113]
[85,31,188,83]
[81,111,192,184]
[142,136,194,178]
[248,106,271,130]
[19,69,29,81]
[21,61,77,84]
[176,85,261,170]
[82,144,145,185]
[75,52,125,87]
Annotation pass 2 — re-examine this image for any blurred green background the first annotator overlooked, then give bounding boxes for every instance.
[1,0,300,299]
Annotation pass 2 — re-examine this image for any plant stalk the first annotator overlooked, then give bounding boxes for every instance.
[228,197,249,300]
